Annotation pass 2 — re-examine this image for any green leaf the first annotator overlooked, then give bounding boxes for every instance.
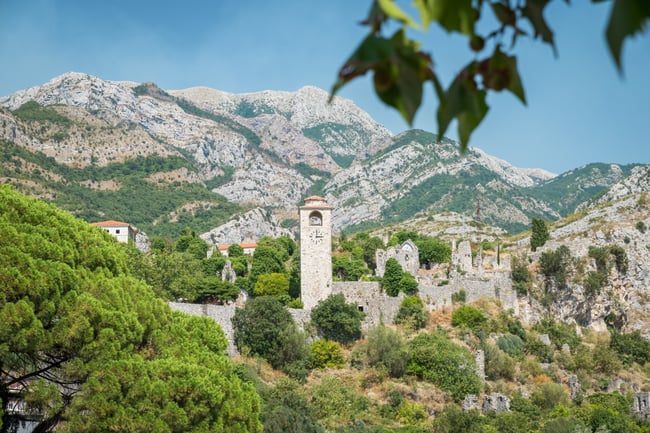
[605,0,650,73]
[414,0,475,36]
[331,30,433,125]
[437,68,489,152]
[480,47,527,104]
[377,0,418,28]
[521,0,557,54]
[491,2,517,27]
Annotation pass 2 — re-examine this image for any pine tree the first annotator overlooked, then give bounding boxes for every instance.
[530,217,550,252]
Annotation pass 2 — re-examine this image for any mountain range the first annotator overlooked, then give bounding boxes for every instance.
[0,72,642,241]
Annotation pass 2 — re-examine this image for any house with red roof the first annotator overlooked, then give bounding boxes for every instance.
[91,220,136,243]
[217,242,258,257]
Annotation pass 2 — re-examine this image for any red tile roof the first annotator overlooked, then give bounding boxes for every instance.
[91,220,131,227]
[218,242,258,251]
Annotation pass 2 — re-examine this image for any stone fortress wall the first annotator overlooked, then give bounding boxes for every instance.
[169,238,517,354]
[169,196,518,354]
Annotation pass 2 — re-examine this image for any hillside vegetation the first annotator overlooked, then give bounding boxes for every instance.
[0,186,259,432]
[2,185,650,432]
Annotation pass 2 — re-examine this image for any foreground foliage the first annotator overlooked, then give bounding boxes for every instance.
[0,186,261,432]
[332,0,649,148]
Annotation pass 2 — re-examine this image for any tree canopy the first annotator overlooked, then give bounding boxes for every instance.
[331,0,649,149]
[0,185,261,432]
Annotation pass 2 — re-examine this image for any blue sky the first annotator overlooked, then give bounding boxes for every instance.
[1,0,648,174]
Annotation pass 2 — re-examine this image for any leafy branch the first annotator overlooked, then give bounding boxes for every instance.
[331,0,649,151]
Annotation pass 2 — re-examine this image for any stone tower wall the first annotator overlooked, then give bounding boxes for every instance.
[300,197,333,310]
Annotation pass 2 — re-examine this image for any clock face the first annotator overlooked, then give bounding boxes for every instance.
[309,228,325,244]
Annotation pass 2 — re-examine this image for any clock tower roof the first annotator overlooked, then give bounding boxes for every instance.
[301,195,332,210]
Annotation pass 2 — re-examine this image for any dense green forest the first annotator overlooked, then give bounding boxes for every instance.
[0,185,259,432]
[0,139,243,238]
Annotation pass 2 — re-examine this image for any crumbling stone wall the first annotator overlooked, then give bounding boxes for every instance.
[633,392,650,420]
[375,240,420,278]
[418,274,518,314]
[332,281,402,329]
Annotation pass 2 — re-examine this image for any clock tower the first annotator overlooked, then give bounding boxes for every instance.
[299,195,333,310]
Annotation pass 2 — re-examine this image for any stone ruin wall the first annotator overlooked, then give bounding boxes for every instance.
[170,238,518,355]
[418,274,518,314]
[332,282,403,329]
[375,240,420,278]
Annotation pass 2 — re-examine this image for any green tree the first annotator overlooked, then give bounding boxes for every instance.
[310,294,365,344]
[309,339,346,369]
[228,243,245,257]
[383,258,405,296]
[231,296,307,371]
[332,254,368,281]
[361,236,385,270]
[451,305,487,332]
[539,245,572,288]
[332,1,649,149]
[259,378,324,433]
[394,295,427,330]
[363,324,409,378]
[0,185,261,432]
[407,329,481,401]
[250,245,286,282]
[63,313,262,433]
[416,236,451,267]
[531,217,550,252]
[254,273,290,297]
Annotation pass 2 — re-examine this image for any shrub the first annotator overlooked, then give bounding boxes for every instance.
[530,383,568,410]
[394,295,427,329]
[254,272,289,297]
[539,245,572,287]
[540,417,589,433]
[608,245,628,274]
[451,289,466,304]
[309,376,369,423]
[309,339,345,369]
[407,330,481,401]
[533,319,580,350]
[310,294,365,343]
[364,324,409,378]
[451,305,487,332]
[497,334,525,357]
[483,343,516,380]
[511,256,531,295]
[609,330,650,365]
[584,270,606,295]
[636,220,646,233]
[432,405,484,433]
[232,296,308,370]
[525,334,554,363]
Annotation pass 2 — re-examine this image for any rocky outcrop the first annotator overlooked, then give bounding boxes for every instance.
[199,207,294,245]
[519,192,650,337]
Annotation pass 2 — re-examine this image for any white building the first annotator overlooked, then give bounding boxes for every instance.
[91,220,136,243]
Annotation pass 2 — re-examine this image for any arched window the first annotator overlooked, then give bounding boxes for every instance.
[309,211,322,226]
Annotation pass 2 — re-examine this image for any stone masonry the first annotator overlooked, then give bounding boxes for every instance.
[375,239,420,278]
